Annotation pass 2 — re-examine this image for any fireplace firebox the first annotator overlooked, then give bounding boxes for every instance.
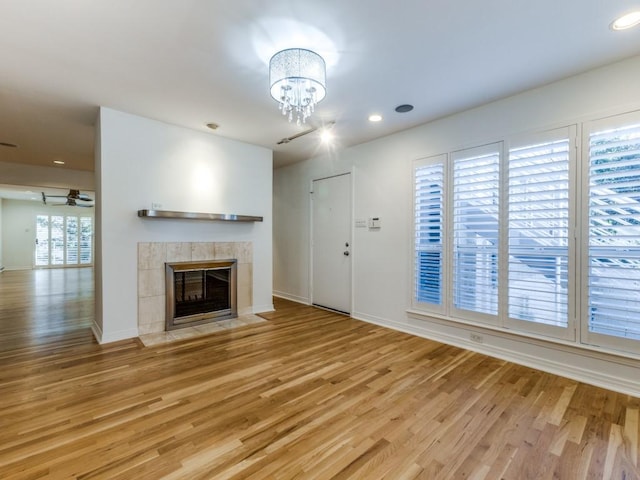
[165,260,237,330]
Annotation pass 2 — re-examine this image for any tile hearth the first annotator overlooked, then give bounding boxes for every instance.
[139,313,266,346]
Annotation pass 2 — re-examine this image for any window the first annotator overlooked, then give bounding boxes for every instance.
[586,120,640,345]
[80,217,93,264]
[507,133,572,339]
[66,216,79,264]
[452,144,500,319]
[413,136,574,336]
[413,116,640,354]
[414,156,445,310]
[35,214,93,267]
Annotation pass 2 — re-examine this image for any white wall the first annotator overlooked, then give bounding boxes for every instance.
[273,54,640,396]
[95,108,273,343]
[1,200,37,269]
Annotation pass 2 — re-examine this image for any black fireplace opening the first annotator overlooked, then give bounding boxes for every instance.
[166,260,237,330]
[174,269,230,317]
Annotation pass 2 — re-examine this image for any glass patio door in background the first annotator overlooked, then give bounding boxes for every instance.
[35,214,93,267]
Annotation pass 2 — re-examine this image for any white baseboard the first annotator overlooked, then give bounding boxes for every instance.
[92,321,139,344]
[351,310,640,398]
[273,291,310,305]
[253,303,275,314]
[91,322,103,343]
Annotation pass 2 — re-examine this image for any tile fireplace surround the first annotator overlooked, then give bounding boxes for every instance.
[137,242,253,336]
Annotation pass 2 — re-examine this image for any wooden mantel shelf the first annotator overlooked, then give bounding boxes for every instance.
[137,209,263,222]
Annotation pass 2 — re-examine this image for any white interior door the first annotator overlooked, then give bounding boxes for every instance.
[312,173,352,313]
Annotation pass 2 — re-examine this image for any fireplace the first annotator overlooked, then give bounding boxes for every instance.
[165,260,237,330]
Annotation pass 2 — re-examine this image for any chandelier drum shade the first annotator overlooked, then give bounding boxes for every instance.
[269,48,326,125]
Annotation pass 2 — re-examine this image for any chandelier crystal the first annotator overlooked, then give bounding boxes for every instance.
[269,48,326,125]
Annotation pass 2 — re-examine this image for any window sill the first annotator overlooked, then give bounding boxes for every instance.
[406,308,640,366]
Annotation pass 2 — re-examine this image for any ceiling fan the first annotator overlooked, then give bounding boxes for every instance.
[42,189,94,207]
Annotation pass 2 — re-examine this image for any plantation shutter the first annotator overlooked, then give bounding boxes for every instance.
[507,137,570,331]
[414,156,445,309]
[66,216,79,265]
[587,122,640,341]
[451,144,500,318]
[80,217,93,265]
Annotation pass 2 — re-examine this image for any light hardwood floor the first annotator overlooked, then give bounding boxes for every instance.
[0,269,639,479]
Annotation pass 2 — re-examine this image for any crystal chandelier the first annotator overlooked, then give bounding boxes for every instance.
[269,48,326,125]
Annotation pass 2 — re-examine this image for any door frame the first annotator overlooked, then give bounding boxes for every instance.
[309,170,354,313]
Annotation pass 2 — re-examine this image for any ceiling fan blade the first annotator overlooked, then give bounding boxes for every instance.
[50,202,93,207]
[44,190,94,203]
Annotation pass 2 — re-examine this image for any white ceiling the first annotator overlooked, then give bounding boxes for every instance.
[1,0,640,180]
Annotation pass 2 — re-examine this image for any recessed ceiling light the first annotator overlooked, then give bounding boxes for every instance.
[0,142,18,148]
[395,104,414,113]
[368,114,383,122]
[206,122,219,130]
[611,11,640,30]
[53,160,65,165]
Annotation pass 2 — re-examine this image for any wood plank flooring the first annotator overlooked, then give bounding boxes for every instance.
[0,269,639,479]
[0,268,94,352]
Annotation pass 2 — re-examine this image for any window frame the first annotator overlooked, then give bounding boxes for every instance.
[412,154,448,315]
[503,127,578,341]
[580,111,640,354]
[449,142,502,326]
[35,213,94,268]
